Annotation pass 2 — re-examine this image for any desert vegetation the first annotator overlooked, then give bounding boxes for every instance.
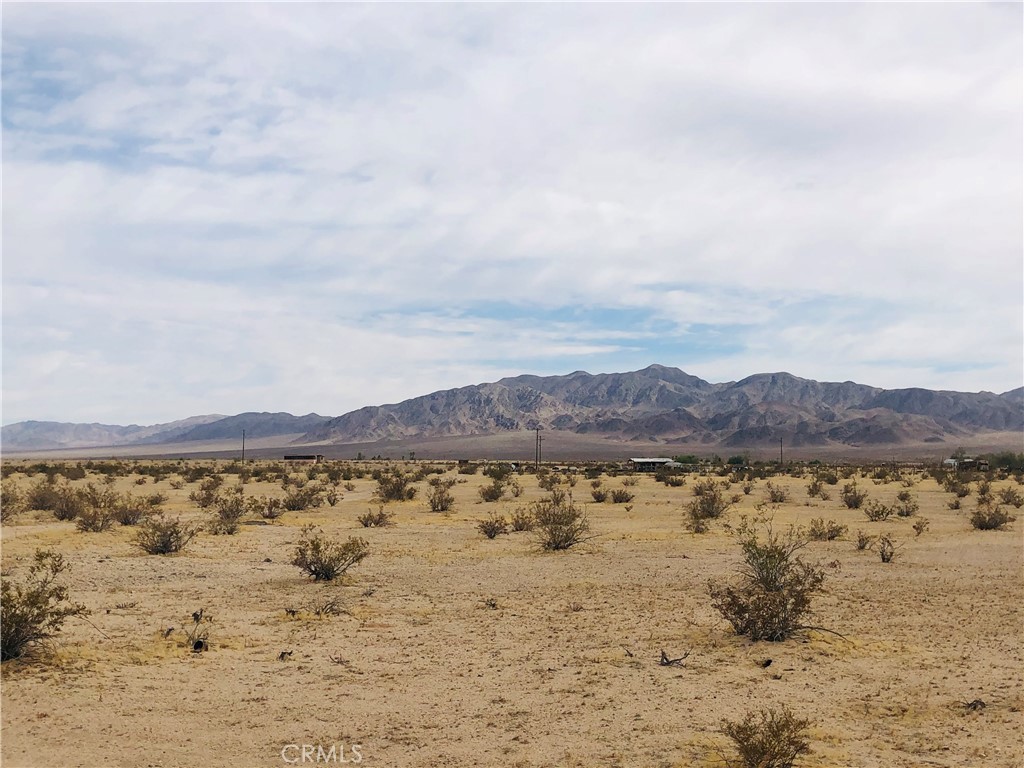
[0,457,1020,767]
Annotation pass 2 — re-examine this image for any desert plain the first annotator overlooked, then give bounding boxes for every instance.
[1,458,1022,768]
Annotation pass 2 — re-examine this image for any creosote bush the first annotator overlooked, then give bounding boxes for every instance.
[855,530,874,551]
[75,507,113,533]
[877,534,898,563]
[840,481,868,510]
[1,479,27,522]
[686,478,733,533]
[478,479,506,502]
[427,477,456,512]
[969,503,1016,531]
[292,526,369,581]
[1,549,88,662]
[357,506,394,528]
[807,518,846,541]
[998,486,1024,508]
[478,513,509,539]
[509,507,535,532]
[136,513,200,554]
[894,490,919,517]
[863,500,892,522]
[708,518,827,642]
[591,488,608,503]
[764,481,790,504]
[208,490,245,535]
[372,467,417,502]
[610,488,634,504]
[721,706,811,768]
[533,496,591,551]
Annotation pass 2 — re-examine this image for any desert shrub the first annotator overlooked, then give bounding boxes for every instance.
[188,476,223,509]
[246,495,285,521]
[75,507,114,532]
[292,526,369,581]
[969,504,1016,531]
[976,480,993,506]
[610,489,634,504]
[357,507,394,528]
[427,477,456,512]
[485,463,516,482]
[840,481,868,509]
[509,507,535,532]
[136,514,200,554]
[537,471,561,491]
[707,519,826,641]
[894,490,919,517]
[324,488,340,507]
[591,489,608,503]
[947,497,962,510]
[720,706,811,768]
[533,497,591,551]
[998,486,1024,508]
[686,478,733,533]
[478,479,506,502]
[373,467,417,502]
[764,481,790,504]
[621,476,639,487]
[169,478,185,490]
[863,500,892,522]
[52,485,87,522]
[457,463,479,475]
[662,474,686,487]
[742,481,754,495]
[478,514,509,539]
[1,479,26,522]
[854,530,874,550]
[25,478,62,511]
[806,477,823,498]
[208,490,245,535]
[807,518,847,541]
[912,518,929,537]
[877,535,898,563]
[114,495,151,528]
[283,484,324,511]
[1,550,88,662]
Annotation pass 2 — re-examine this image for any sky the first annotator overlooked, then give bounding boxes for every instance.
[2,3,1022,426]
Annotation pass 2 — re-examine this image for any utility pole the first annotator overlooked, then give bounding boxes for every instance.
[241,429,246,464]
[779,437,783,465]
[535,427,543,470]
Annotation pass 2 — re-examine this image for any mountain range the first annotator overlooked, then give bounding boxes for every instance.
[3,366,1021,454]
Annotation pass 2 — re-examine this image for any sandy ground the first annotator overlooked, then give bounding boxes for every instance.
[1,462,1022,768]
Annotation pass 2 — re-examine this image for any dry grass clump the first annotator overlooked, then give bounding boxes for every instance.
[292,526,369,581]
[1,550,88,662]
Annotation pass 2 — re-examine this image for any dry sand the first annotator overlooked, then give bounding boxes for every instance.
[1,463,1022,767]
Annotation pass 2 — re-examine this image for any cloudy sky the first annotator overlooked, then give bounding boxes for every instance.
[3,3,1021,426]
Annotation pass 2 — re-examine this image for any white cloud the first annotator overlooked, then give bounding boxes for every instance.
[2,3,1021,424]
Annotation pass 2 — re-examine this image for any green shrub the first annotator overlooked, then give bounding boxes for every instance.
[292,526,369,581]
[1,550,88,662]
